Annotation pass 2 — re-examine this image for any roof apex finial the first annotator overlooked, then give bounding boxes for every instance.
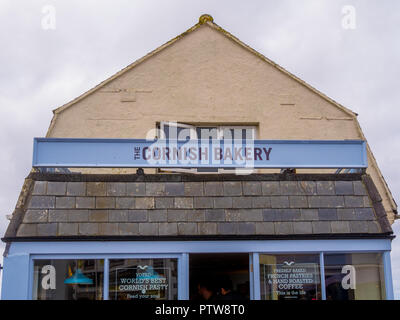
[199,14,213,24]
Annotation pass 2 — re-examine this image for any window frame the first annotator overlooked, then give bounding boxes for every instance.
[322,251,387,300]
[31,258,105,300]
[257,252,322,300]
[29,253,184,301]
[16,239,392,300]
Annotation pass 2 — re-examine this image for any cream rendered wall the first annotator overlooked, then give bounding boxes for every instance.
[45,23,397,222]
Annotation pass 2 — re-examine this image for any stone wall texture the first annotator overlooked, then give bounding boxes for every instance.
[4,173,392,239]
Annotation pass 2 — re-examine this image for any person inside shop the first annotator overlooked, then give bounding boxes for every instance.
[197,278,217,301]
[216,277,245,300]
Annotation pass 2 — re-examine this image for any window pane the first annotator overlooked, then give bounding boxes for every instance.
[324,253,385,300]
[161,123,195,140]
[196,127,218,140]
[259,254,321,300]
[109,258,178,300]
[220,128,255,140]
[33,259,104,300]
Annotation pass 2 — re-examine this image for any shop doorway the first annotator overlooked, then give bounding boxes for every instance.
[189,253,250,301]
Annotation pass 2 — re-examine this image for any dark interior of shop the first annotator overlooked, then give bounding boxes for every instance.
[189,253,250,301]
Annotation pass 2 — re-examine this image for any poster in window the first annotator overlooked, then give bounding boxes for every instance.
[113,265,171,300]
[261,260,320,300]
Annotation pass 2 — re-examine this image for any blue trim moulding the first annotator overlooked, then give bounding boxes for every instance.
[32,138,368,169]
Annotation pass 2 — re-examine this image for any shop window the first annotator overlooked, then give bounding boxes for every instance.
[259,254,321,300]
[32,259,104,300]
[158,122,257,174]
[324,253,385,300]
[189,253,250,301]
[108,258,178,300]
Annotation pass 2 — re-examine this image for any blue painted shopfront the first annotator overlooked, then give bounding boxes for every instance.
[2,239,393,300]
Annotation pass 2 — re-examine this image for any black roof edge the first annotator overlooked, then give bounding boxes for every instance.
[1,233,394,243]
[362,174,394,234]
[28,172,364,182]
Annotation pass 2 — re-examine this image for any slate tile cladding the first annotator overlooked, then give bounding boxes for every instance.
[10,173,392,238]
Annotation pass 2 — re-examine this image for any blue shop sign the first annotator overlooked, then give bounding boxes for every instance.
[32,138,367,169]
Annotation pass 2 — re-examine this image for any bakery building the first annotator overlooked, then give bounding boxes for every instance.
[1,14,397,300]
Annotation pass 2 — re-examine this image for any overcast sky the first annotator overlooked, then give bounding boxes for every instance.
[0,0,399,299]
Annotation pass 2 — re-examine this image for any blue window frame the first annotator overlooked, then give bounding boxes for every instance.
[0,239,394,300]
[29,254,184,300]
